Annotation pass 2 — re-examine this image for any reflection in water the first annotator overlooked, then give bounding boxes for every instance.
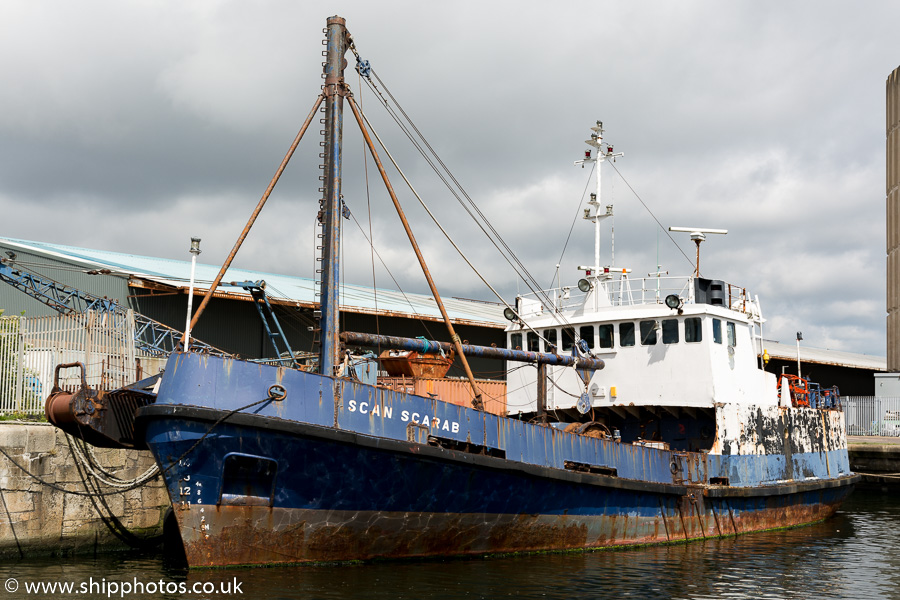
[0,492,896,599]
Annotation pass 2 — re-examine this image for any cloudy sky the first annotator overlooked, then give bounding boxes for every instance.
[1,1,897,356]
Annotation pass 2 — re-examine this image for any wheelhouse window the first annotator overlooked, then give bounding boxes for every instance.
[713,319,722,344]
[662,319,679,344]
[562,327,576,351]
[598,324,614,349]
[619,322,635,347]
[544,329,558,352]
[727,322,737,347]
[579,325,595,349]
[685,317,702,343]
[640,320,658,346]
[510,333,523,349]
[527,331,540,352]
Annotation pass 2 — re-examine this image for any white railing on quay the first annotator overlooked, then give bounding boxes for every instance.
[0,311,165,416]
[843,396,900,437]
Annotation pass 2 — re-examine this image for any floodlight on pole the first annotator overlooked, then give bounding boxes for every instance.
[184,237,202,351]
[668,227,728,277]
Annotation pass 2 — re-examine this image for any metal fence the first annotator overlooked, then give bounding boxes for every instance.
[843,396,900,437]
[0,312,166,415]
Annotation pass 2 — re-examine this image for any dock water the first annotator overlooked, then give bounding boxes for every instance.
[0,491,893,599]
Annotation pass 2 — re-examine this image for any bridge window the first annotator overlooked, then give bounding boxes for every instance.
[510,333,522,349]
[662,319,679,344]
[640,320,658,346]
[619,322,635,347]
[527,331,540,352]
[598,324,614,349]
[543,329,557,352]
[579,325,594,349]
[685,317,702,343]
[562,327,576,351]
[713,319,722,344]
[727,322,737,347]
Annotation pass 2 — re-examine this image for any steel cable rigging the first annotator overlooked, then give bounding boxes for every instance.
[357,65,575,329]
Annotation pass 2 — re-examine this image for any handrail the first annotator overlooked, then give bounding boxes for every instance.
[516,275,753,313]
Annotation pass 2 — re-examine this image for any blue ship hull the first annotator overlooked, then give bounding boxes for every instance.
[138,352,857,567]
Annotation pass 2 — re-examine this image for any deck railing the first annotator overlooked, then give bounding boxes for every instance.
[517,275,751,314]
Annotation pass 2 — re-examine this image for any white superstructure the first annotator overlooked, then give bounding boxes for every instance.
[505,123,778,417]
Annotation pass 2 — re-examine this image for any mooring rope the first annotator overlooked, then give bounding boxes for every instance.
[0,394,277,497]
[67,434,159,488]
[852,471,900,479]
[0,444,152,498]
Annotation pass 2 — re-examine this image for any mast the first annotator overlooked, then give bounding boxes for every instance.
[575,121,622,281]
[592,125,602,273]
[319,16,351,376]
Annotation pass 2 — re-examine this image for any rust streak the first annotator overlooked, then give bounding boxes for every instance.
[657,497,671,541]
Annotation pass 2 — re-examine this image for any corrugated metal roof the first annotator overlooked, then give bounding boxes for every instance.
[0,241,133,317]
[763,340,886,371]
[0,236,508,328]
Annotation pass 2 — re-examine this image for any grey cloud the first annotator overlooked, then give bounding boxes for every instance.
[0,0,894,356]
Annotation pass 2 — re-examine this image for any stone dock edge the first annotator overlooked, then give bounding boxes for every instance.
[0,422,169,559]
[848,435,900,489]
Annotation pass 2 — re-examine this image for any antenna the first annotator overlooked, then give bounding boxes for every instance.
[667,227,728,277]
[648,264,668,302]
[574,121,624,277]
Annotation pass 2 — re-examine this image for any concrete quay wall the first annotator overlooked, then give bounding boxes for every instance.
[848,436,900,490]
[0,422,170,558]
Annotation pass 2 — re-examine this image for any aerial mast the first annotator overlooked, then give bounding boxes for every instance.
[319,16,351,376]
[575,121,623,281]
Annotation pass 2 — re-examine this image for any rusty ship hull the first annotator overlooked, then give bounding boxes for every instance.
[137,352,857,567]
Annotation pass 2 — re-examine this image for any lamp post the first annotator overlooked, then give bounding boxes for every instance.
[796,331,803,379]
[184,237,201,351]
